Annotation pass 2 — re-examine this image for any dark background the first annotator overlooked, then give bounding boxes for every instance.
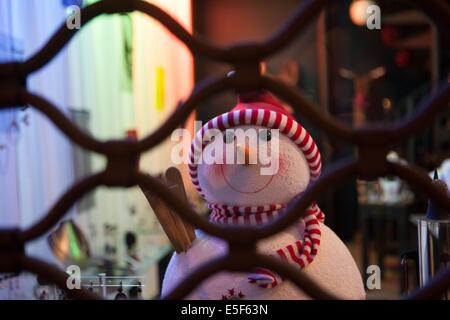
[192,0,450,240]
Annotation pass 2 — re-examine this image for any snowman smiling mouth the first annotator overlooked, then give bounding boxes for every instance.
[220,163,275,194]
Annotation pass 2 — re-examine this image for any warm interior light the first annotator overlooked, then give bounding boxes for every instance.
[382,98,392,111]
[349,0,375,26]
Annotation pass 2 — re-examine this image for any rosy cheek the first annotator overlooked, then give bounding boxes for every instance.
[277,155,286,174]
[206,163,222,177]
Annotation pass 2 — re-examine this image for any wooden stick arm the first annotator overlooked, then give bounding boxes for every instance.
[139,168,196,253]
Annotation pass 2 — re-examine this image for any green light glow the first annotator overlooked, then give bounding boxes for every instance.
[67,223,82,260]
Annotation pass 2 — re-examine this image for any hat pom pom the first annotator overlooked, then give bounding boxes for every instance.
[238,90,282,106]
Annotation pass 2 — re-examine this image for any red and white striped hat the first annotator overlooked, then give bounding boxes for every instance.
[188,91,322,197]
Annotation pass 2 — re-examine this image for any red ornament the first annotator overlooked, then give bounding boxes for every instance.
[381,26,398,45]
[353,93,367,110]
[395,50,411,68]
[126,129,138,140]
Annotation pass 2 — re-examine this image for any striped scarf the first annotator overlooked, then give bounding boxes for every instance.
[209,201,325,288]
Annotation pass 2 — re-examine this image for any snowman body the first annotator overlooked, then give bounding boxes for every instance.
[162,225,364,299]
[162,95,365,299]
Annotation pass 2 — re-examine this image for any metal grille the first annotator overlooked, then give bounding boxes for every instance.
[0,0,449,300]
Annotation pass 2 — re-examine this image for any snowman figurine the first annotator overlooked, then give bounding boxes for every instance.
[162,91,365,299]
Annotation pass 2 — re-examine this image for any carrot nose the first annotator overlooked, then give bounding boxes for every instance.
[237,145,255,165]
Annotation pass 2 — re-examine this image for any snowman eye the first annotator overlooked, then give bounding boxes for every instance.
[223,131,235,144]
[259,129,271,142]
